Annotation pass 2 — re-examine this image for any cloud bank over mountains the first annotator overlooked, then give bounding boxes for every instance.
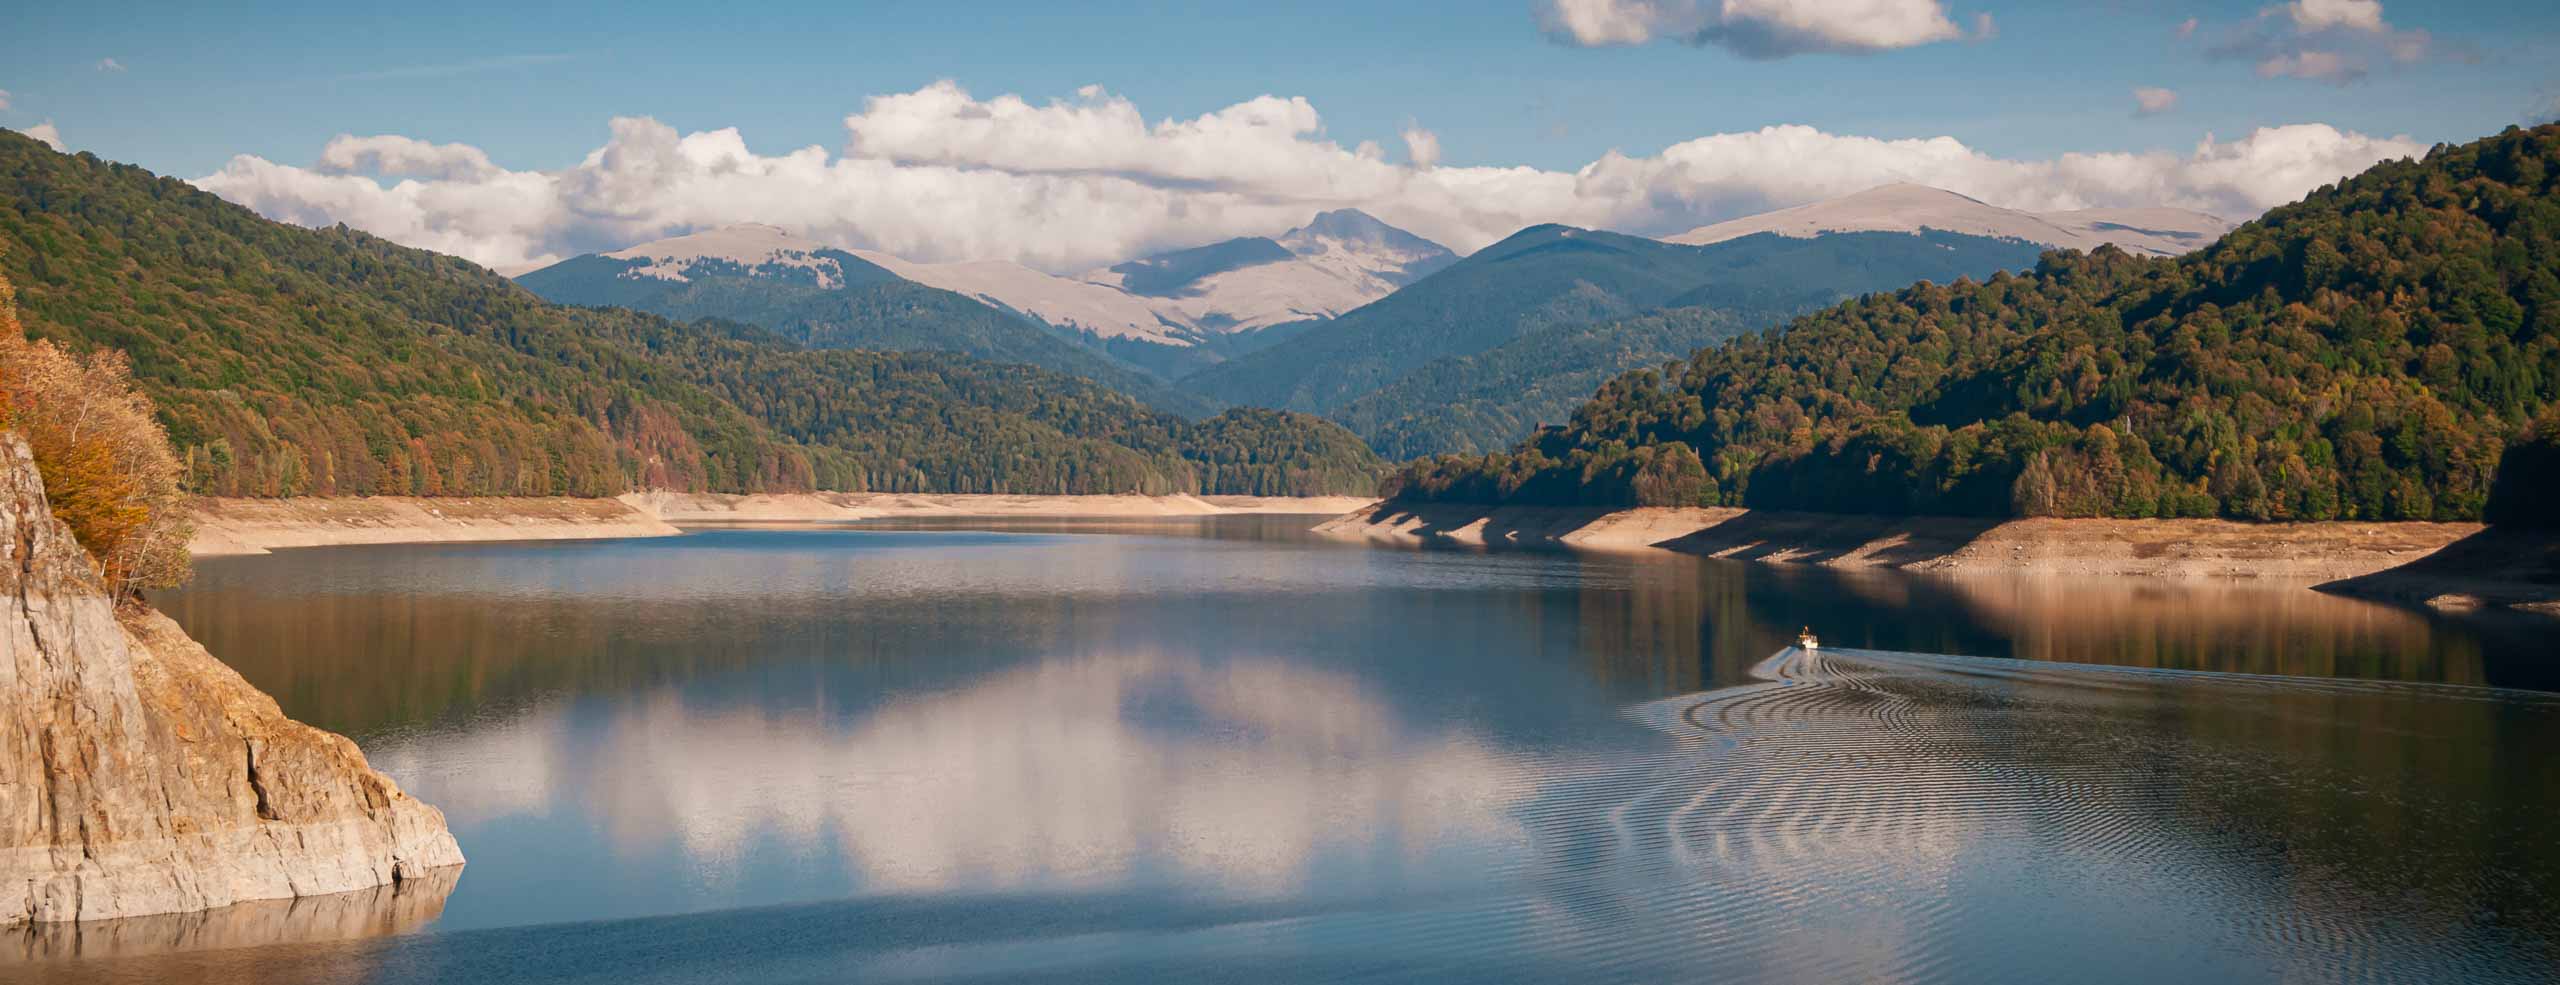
[193,81,2426,274]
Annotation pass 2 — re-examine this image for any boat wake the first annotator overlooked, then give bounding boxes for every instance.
[1467,645,2560,983]
[44,646,2555,985]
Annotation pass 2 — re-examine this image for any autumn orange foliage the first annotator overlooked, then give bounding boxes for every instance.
[0,265,193,594]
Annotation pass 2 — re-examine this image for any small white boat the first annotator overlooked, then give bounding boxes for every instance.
[1797,627,1820,650]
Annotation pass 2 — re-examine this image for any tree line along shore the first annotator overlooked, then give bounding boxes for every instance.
[7,126,2560,617]
[1384,126,2560,531]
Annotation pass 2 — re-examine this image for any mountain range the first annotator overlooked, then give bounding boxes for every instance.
[1666,183,2234,257]
[516,211,1463,402]
[1181,224,2053,455]
[18,111,2522,527]
[1083,209,1458,334]
[0,128,1383,499]
[837,211,1453,380]
[517,182,2240,461]
[515,223,1215,414]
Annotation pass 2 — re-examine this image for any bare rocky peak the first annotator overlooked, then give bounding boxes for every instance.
[601,223,848,286]
[557,212,1462,345]
[1280,209,1450,261]
[1668,183,2235,258]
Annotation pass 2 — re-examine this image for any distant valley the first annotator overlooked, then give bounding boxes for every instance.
[0,129,1384,500]
[514,223,1216,415]
[518,183,2234,460]
[523,209,1452,359]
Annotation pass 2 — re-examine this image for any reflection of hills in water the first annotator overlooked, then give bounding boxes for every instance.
[1761,566,2510,685]
[96,526,2554,982]
[159,528,2529,742]
[48,643,2555,983]
[370,651,1533,899]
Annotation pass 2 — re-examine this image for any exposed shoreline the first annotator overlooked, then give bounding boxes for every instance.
[183,494,2557,616]
[623,490,1380,524]
[188,496,685,557]
[1315,503,2560,616]
[189,493,1380,556]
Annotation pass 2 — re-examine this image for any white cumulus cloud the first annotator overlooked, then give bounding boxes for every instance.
[26,121,63,151]
[2133,87,2179,116]
[1402,127,1442,170]
[316,134,502,181]
[2285,0,2386,34]
[95,57,124,73]
[1535,0,1971,58]
[190,83,2424,275]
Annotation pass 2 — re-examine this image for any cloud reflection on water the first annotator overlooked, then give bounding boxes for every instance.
[376,649,1532,900]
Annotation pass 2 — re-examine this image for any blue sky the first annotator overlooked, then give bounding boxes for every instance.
[5,0,2555,271]
[8,0,2553,176]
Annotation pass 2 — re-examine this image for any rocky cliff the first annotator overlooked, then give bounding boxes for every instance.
[1,432,461,926]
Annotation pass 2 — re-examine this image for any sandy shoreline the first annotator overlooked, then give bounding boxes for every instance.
[1315,503,2559,615]
[185,494,2555,616]
[623,491,1379,523]
[189,493,1378,556]
[188,496,684,557]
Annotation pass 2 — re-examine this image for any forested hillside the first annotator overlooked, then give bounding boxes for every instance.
[1388,125,2560,523]
[518,250,1212,415]
[630,318,1377,495]
[1336,306,1763,460]
[0,130,1381,498]
[1182,226,2047,455]
[1184,225,1757,414]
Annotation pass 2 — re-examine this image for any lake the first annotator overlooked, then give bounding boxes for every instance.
[9,517,2557,983]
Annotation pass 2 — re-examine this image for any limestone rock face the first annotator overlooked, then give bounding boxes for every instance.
[0,433,461,926]
[6,864,459,962]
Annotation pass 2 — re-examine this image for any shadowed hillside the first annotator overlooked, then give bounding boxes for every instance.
[1183,226,2049,457]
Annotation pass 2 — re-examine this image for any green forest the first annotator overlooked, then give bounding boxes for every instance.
[1387,124,2560,523]
[0,130,1383,499]
[1335,305,1764,460]
[516,250,1214,416]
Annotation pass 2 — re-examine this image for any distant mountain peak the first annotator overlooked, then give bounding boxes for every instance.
[593,223,857,287]
[1276,210,1458,292]
[1666,184,2233,258]
[538,211,1464,349]
[1281,209,1447,257]
[1286,208,1397,242]
[1837,182,1996,208]
[603,222,821,260]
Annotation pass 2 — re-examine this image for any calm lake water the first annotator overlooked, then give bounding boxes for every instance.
[10,517,2558,983]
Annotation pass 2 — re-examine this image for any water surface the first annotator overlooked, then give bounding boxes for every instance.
[11,517,2556,983]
